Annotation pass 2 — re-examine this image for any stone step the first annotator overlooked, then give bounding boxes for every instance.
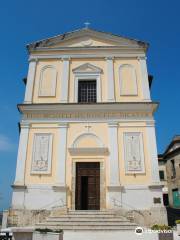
[36,210,137,231]
[35,225,136,230]
[46,218,128,222]
[50,214,123,218]
[67,210,118,215]
[42,220,136,225]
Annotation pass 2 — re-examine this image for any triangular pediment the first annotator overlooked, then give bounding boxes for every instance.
[27,28,148,51]
[72,63,103,73]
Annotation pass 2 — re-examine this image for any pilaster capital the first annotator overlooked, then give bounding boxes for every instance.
[108,122,119,128]
[20,122,30,129]
[61,56,71,61]
[105,56,114,61]
[137,56,147,61]
[28,57,38,63]
[58,122,69,128]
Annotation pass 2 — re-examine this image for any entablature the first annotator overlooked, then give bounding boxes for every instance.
[18,102,158,121]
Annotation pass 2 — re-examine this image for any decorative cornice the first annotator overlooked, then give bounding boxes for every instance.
[69,147,109,156]
[29,52,146,61]
[72,63,103,74]
[18,102,158,121]
[12,184,27,190]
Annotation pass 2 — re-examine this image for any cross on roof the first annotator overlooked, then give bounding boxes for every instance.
[84,22,90,29]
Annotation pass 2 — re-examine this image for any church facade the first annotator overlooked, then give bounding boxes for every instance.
[12,28,167,225]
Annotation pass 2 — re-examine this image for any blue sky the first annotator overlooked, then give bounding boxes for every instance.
[0,0,179,210]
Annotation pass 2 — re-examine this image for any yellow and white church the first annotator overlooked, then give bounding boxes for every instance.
[10,27,167,231]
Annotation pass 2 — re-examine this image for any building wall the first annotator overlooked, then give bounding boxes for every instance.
[31,58,147,104]
[166,154,180,207]
[23,122,152,186]
[11,32,167,226]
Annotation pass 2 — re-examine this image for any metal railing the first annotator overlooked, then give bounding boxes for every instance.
[111,197,147,221]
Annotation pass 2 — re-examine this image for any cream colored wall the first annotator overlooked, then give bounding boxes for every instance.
[114,59,143,101]
[66,122,109,188]
[25,124,59,184]
[32,60,62,103]
[118,124,151,185]
[25,122,152,187]
[31,58,145,103]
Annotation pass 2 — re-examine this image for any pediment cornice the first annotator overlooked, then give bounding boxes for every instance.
[72,63,103,74]
[27,28,148,53]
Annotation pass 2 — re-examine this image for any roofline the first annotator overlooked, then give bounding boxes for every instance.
[26,27,149,53]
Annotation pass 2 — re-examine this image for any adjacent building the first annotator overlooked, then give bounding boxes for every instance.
[159,136,180,208]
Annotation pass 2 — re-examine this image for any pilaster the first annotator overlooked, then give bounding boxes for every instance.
[14,123,29,185]
[146,123,161,184]
[55,123,69,186]
[106,57,115,102]
[108,122,120,186]
[24,59,37,103]
[138,56,151,101]
[60,58,70,102]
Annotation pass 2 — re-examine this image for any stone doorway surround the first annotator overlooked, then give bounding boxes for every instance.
[71,160,106,210]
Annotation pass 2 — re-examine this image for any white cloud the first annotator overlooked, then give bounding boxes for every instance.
[0,134,15,152]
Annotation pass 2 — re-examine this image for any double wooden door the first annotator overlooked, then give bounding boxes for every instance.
[75,162,100,210]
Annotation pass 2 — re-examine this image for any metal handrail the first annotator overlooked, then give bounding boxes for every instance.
[111,197,146,219]
[35,198,67,212]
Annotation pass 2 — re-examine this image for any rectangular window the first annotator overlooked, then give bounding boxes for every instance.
[159,170,165,180]
[78,80,96,103]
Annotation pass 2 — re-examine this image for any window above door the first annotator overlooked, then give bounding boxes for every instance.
[78,80,96,103]
[73,63,102,103]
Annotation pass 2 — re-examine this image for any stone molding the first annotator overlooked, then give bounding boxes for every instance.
[68,147,109,155]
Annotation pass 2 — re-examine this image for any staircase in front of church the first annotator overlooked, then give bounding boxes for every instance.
[36,210,137,231]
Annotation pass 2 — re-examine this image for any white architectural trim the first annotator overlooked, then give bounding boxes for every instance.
[24,59,37,103]
[74,73,101,102]
[72,63,102,74]
[69,147,108,155]
[56,123,68,186]
[108,122,120,186]
[106,57,115,101]
[38,65,57,97]
[19,102,158,113]
[14,123,29,185]
[119,64,138,96]
[146,125,160,183]
[29,53,146,61]
[71,132,104,148]
[138,57,151,101]
[60,58,70,102]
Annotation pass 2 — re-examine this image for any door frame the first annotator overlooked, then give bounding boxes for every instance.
[71,160,106,210]
[75,162,100,210]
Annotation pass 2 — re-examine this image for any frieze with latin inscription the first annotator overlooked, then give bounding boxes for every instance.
[23,112,152,120]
